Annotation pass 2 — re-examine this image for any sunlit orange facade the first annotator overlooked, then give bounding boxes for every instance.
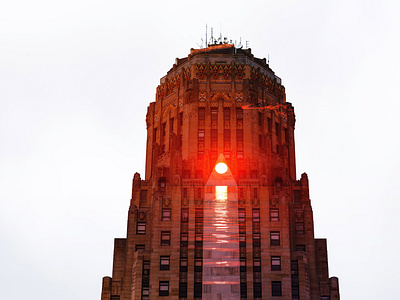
[101,44,340,300]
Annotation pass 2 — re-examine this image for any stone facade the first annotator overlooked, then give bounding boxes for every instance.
[101,44,340,300]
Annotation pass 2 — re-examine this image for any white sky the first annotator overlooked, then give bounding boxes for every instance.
[1,1,399,299]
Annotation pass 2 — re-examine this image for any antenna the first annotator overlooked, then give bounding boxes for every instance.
[211,27,214,44]
[268,54,269,64]
[206,24,208,47]
[220,22,222,44]
[246,41,249,48]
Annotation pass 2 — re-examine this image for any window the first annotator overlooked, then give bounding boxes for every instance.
[195,258,202,272]
[159,281,169,296]
[198,129,205,142]
[240,282,247,298]
[270,231,280,246]
[271,256,281,271]
[162,208,171,221]
[195,234,203,247]
[181,208,188,222]
[239,232,246,248]
[135,244,145,252]
[179,282,187,297]
[211,108,218,121]
[161,231,171,245]
[194,283,202,297]
[253,233,261,247]
[295,222,305,235]
[136,222,146,234]
[238,208,245,223]
[254,282,262,298]
[253,258,261,272]
[180,258,188,272]
[180,233,188,247]
[240,257,246,272]
[179,112,183,127]
[142,287,149,300]
[296,245,306,252]
[284,128,289,143]
[153,128,157,142]
[170,117,174,132]
[195,208,203,220]
[321,296,330,300]
[271,281,282,296]
[159,177,166,193]
[252,209,260,222]
[276,179,282,192]
[160,256,170,270]
[270,208,279,222]
[140,190,148,205]
[110,296,120,300]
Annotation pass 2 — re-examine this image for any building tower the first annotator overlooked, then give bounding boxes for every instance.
[101,43,340,300]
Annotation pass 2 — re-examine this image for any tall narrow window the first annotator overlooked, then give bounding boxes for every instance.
[254,282,262,298]
[160,256,170,270]
[194,283,202,297]
[253,258,261,272]
[271,281,282,296]
[161,208,171,221]
[238,208,245,223]
[180,258,188,272]
[136,222,146,235]
[161,231,171,245]
[296,222,305,235]
[252,209,260,222]
[159,177,166,193]
[270,208,279,221]
[180,233,188,247]
[195,258,202,272]
[240,257,246,272]
[159,281,169,296]
[170,117,174,132]
[181,208,188,222]
[271,256,281,271]
[239,232,246,248]
[253,233,261,247]
[270,231,280,246]
[179,282,187,298]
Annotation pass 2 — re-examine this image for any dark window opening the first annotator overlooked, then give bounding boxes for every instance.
[252,209,260,223]
[295,222,305,235]
[181,208,189,222]
[271,281,282,296]
[253,258,261,272]
[179,282,187,297]
[271,231,280,246]
[136,222,146,235]
[271,256,281,271]
[180,233,188,247]
[254,282,262,298]
[180,258,188,272]
[161,231,171,245]
[162,208,171,221]
[270,208,279,222]
[160,256,170,270]
[159,281,169,296]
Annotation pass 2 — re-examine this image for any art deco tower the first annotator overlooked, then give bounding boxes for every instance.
[101,43,340,300]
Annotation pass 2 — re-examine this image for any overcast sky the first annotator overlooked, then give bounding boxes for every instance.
[1,0,399,299]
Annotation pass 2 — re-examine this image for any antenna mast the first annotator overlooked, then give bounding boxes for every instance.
[205,24,208,47]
